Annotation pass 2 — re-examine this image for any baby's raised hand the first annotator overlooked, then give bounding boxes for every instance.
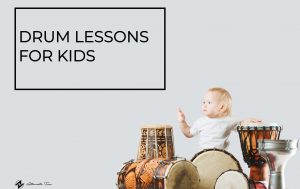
[177,107,186,123]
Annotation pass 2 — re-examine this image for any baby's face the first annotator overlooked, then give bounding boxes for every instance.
[202,91,223,118]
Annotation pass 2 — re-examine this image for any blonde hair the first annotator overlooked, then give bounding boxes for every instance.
[208,87,232,116]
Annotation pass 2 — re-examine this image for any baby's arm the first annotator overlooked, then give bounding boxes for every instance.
[177,108,193,138]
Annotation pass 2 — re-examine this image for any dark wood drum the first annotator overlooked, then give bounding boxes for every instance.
[137,125,174,160]
[117,159,139,189]
[237,125,281,182]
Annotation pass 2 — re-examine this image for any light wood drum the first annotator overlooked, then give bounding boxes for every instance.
[215,170,250,189]
[191,148,242,189]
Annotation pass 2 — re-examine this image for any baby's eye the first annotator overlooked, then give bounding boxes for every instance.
[208,101,212,104]
[202,101,205,104]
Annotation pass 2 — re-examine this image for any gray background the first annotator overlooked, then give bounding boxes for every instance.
[1,0,300,189]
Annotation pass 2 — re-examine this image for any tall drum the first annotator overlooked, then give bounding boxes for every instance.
[237,125,282,183]
[137,125,175,160]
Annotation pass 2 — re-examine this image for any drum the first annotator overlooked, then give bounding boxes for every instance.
[214,170,267,189]
[214,170,250,189]
[117,158,200,189]
[237,126,281,167]
[237,125,281,182]
[137,125,174,160]
[117,159,139,189]
[258,139,299,189]
[191,148,242,189]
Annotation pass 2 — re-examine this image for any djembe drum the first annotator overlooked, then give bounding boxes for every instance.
[237,125,282,187]
[117,157,201,189]
[137,125,174,160]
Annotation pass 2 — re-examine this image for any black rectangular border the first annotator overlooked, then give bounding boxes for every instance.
[14,7,166,90]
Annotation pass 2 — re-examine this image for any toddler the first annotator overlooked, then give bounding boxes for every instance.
[178,87,260,151]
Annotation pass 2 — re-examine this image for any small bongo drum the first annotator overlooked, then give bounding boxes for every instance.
[214,170,250,189]
[191,148,242,189]
[237,125,281,182]
[117,158,200,189]
[137,125,174,160]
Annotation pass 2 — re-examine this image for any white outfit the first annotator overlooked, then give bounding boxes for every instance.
[190,116,239,151]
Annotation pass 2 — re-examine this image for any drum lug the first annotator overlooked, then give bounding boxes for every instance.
[153,175,167,179]
[173,156,186,160]
[123,159,134,165]
[158,160,165,165]
[116,183,124,188]
[159,159,171,166]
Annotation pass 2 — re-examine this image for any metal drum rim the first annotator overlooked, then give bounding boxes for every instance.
[257,139,299,150]
[258,139,299,143]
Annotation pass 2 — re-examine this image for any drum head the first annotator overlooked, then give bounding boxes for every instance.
[215,170,249,189]
[165,160,200,189]
[141,124,173,129]
[191,149,241,189]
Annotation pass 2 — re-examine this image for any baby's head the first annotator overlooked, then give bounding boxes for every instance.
[202,87,232,118]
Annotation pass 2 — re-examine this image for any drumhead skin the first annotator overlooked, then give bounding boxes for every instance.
[191,149,242,189]
[165,160,200,189]
[141,124,173,129]
[215,170,250,189]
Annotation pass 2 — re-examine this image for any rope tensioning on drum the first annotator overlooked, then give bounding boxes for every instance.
[238,126,282,167]
[240,127,254,167]
[172,156,186,161]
